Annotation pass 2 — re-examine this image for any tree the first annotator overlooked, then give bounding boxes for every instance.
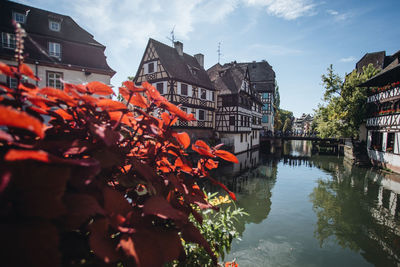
[314,64,380,139]
[282,117,292,133]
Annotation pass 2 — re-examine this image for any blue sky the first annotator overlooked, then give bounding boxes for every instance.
[17,0,400,117]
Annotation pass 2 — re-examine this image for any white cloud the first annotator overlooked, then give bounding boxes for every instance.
[326,9,351,21]
[339,56,356,62]
[244,0,316,20]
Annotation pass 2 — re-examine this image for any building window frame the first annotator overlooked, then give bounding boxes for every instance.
[49,20,61,31]
[46,71,63,89]
[156,82,164,94]
[181,83,188,96]
[1,32,16,49]
[198,109,205,121]
[7,76,18,89]
[229,116,235,126]
[48,42,61,58]
[386,132,395,153]
[200,88,207,100]
[13,11,26,24]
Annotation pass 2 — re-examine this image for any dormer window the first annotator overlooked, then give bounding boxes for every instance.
[49,20,60,31]
[13,11,26,24]
[148,62,154,73]
[49,42,61,58]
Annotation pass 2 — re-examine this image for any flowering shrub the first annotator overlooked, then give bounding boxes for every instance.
[0,23,239,267]
[167,192,247,266]
[371,81,400,94]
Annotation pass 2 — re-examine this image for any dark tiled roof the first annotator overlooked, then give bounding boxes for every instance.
[149,39,213,89]
[355,51,393,73]
[0,0,115,75]
[241,61,275,93]
[207,63,246,94]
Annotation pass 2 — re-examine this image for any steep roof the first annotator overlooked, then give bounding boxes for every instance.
[359,50,400,87]
[241,61,275,93]
[355,51,393,73]
[0,1,115,75]
[149,39,213,89]
[207,62,247,94]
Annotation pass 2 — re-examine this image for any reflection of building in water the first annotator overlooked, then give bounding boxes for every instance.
[212,152,277,235]
[284,140,312,157]
[217,150,260,176]
[310,158,400,266]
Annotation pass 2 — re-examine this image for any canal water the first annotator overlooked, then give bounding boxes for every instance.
[215,140,400,267]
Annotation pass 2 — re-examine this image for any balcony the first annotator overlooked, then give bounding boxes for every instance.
[366,113,400,127]
[367,86,400,103]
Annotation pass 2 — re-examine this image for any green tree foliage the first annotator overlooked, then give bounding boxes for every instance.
[282,117,292,133]
[314,64,380,138]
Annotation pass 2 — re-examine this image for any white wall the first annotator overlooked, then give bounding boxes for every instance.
[0,59,112,87]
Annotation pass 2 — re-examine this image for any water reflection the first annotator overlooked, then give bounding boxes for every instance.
[215,141,400,266]
[309,158,400,266]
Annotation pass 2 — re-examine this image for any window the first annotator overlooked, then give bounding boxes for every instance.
[7,76,18,89]
[200,89,206,100]
[370,131,383,151]
[148,62,154,73]
[181,83,188,96]
[262,115,268,123]
[1,32,16,49]
[49,20,60,31]
[13,12,26,24]
[240,133,243,142]
[47,71,63,89]
[49,42,61,58]
[198,110,205,121]
[229,116,235,126]
[387,133,395,153]
[211,91,215,101]
[156,83,164,94]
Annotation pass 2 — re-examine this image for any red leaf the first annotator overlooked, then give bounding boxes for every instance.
[64,193,105,229]
[118,86,131,102]
[175,157,192,173]
[172,132,190,149]
[89,218,120,263]
[205,159,219,170]
[143,196,187,222]
[0,105,45,138]
[87,81,114,95]
[0,129,13,142]
[5,149,49,162]
[79,94,99,105]
[123,80,145,92]
[208,177,236,201]
[103,186,132,217]
[161,112,171,126]
[39,87,76,105]
[215,149,239,163]
[97,99,127,111]
[181,222,217,265]
[0,62,17,78]
[54,108,73,120]
[64,83,87,94]
[20,63,39,81]
[192,140,214,158]
[131,92,149,109]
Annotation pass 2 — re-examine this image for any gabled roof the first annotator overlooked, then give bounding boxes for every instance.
[207,62,247,94]
[359,50,400,87]
[149,39,213,89]
[241,61,275,93]
[0,1,115,75]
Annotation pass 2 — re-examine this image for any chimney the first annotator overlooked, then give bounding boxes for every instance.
[174,41,183,56]
[194,53,204,68]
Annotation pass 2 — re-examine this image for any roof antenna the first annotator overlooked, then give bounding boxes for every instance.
[217,42,222,64]
[166,25,176,46]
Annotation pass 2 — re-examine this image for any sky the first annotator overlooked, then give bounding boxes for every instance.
[16,0,400,117]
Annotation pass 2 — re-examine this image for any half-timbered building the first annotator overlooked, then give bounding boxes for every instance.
[247,61,276,131]
[0,1,115,89]
[361,50,400,173]
[134,39,216,139]
[207,62,263,154]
